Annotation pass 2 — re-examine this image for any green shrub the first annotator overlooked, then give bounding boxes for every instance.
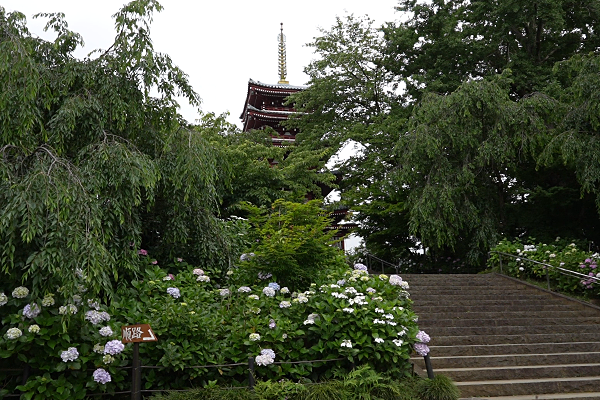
[152,387,257,400]
[239,199,347,291]
[1,261,420,396]
[254,379,307,400]
[416,375,460,400]
[488,238,600,297]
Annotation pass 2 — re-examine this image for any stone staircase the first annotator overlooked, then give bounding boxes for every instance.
[404,273,600,400]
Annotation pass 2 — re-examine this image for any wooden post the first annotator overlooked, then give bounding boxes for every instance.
[499,254,503,274]
[131,342,141,400]
[248,357,255,390]
[22,364,30,385]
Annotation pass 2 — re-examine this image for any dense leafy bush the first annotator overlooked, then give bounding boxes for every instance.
[0,257,422,397]
[239,200,346,291]
[488,238,600,297]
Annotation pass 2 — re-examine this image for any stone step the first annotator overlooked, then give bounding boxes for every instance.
[402,274,494,280]
[414,298,561,306]
[432,332,600,346]
[460,392,600,400]
[411,293,551,300]
[421,324,598,337]
[417,316,600,327]
[455,376,600,398]
[413,352,600,369]
[414,307,598,316]
[433,363,600,381]
[409,285,532,296]
[407,273,600,398]
[430,342,600,357]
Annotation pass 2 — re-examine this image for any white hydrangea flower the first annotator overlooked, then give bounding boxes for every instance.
[255,354,274,366]
[5,327,22,339]
[99,326,113,337]
[340,340,352,348]
[0,292,7,306]
[331,292,348,299]
[374,338,384,343]
[12,287,29,299]
[262,287,276,297]
[279,301,291,308]
[342,308,355,313]
[42,295,55,307]
[280,287,290,294]
[389,275,403,286]
[249,333,260,341]
[103,354,115,364]
[28,325,40,334]
[93,344,105,354]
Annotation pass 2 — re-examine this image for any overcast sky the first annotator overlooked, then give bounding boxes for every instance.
[3,0,399,128]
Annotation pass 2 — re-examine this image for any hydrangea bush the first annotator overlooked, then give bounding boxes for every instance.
[489,238,600,297]
[0,285,128,399]
[1,260,423,397]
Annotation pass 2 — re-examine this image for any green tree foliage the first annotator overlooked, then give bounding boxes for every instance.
[384,0,600,100]
[198,114,335,216]
[291,1,600,263]
[395,74,545,259]
[0,1,231,298]
[287,16,414,261]
[239,200,346,291]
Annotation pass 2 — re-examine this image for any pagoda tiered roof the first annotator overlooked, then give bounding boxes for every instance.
[240,78,305,141]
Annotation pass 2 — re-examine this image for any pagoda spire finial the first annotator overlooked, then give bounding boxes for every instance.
[278,23,289,84]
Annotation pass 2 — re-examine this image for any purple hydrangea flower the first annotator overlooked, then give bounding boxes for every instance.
[416,330,430,344]
[353,263,368,271]
[85,310,104,325]
[93,368,112,384]
[23,304,41,319]
[167,287,181,299]
[257,271,272,280]
[414,343,430,356]
[61,347,79,362]
[104,340,125,355]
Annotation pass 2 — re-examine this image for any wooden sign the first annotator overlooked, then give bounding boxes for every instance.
[121,324,157,343]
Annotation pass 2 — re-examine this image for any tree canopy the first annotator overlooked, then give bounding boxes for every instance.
[288,0,600,264]
[0,1,234,298]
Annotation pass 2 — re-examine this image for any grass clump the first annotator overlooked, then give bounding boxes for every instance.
[416,375,460,400]
[150,367,459,400]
